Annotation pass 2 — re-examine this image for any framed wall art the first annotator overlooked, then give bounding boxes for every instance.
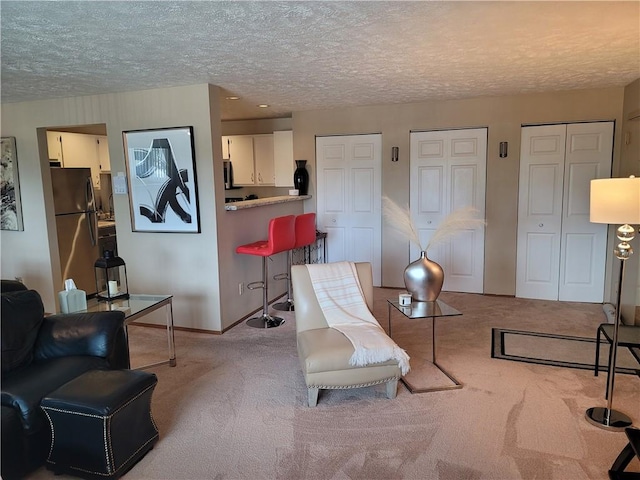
[1,136,24,231]
[123,126,200,233]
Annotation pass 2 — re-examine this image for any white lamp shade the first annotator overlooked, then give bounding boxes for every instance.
[590,177,640,225]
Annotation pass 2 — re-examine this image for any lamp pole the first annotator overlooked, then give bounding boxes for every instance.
[585,176,639,431]
[585,248,632,430]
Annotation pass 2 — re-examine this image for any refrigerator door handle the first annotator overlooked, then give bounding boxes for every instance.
[88,210,98,247]
[86,175,96,211]
[86,177,98,248]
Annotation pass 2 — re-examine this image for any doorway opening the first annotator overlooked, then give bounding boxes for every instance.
[45,123,116,296]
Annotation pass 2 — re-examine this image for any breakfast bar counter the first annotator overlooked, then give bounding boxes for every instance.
[224,195,311,211]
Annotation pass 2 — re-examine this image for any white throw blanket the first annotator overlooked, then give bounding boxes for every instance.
[305,262,410,375]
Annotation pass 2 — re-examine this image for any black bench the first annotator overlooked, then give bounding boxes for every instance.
[41,369,158,480]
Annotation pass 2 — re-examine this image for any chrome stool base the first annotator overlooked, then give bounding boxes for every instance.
[273,300,294,311]
[246,314,285,329]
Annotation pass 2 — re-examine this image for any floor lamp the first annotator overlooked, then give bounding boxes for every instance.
[585,175,640,431]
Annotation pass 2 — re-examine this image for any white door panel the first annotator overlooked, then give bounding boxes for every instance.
[559,122,612,302]
[517,125,565,300]
[530,166,561,214]
[352,168,375,212]
[521,233,558,300]
[353,142,375,160]
[449,232,475,276]
[410,128,487,294]
[451,164,477,210]
[323,168,345,212]
[322,144,346,161]
[563,233,597,285]
[317,134,382,285]
[517,122,612,302]
[324,226,345,263]
[451,136,480,157]
[417,166,445,214]
[530,133,564,155]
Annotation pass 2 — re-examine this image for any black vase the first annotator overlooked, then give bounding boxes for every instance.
[293,160,309,195]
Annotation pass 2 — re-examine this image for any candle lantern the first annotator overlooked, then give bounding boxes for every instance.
[94,250,129,301]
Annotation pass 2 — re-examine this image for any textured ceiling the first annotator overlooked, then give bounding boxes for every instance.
[2,1,639,121]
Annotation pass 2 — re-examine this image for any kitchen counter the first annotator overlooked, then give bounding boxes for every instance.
[224,195,311,211]
[98,220,116,229]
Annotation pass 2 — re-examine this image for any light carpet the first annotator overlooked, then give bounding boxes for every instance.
[27,291,640,480]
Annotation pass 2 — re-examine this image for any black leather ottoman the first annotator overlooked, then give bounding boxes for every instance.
[41,369,159,480]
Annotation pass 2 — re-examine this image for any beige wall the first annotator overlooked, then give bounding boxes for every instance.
[620,78,640,325]
[2,82,637,332]
[1,85,227,330]
[293,87,628,297]
[0,84,297,331]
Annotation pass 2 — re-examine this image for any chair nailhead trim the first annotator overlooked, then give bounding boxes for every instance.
[309,375,400,390]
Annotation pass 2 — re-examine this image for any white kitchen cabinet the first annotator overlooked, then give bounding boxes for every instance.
[253,134,275,185]
[224,135,255,185]
[47,131,106,188]
[222,136,231,160]
[221,134,277,186]
[274,130,294,187]
[96,136,110,171]
[47,131,63,163]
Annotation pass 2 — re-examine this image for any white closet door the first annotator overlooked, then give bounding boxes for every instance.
[559,122,613,302]
[316,134,382,285]
[516,125,566,300]
[516,122,612,302]
[410,128,487,293]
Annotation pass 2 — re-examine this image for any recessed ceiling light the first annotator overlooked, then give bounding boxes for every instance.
[226,96,240,100]
[257,104,269,108]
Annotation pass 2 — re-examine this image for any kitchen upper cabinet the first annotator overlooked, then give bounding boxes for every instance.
[253,134,275,185]
[96,136,110,172]
[221,134,277,186]
[223,135,255,185]
[222,136,231,160]
[274,130,294,187]
[47,131,63,163]
[47,131,109,188]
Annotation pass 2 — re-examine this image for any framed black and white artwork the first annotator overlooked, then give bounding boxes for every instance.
[1,137,24,231]
[123,126,200,233]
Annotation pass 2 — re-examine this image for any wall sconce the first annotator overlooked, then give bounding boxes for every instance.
[499,142,508,158]
[391,146,399,162]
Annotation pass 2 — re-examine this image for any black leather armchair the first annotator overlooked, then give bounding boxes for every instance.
[1,282,130,480]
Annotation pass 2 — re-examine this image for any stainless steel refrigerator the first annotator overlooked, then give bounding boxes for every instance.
[51,168,100,295]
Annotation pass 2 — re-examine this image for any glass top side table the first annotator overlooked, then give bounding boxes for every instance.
[387,299,462,393]
[85,294,176,370]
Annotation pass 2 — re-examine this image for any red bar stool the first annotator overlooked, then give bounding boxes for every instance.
[274,213,317,312]
[236,215,295,328]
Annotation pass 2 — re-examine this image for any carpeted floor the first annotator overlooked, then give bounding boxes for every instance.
[28,290,640,480]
